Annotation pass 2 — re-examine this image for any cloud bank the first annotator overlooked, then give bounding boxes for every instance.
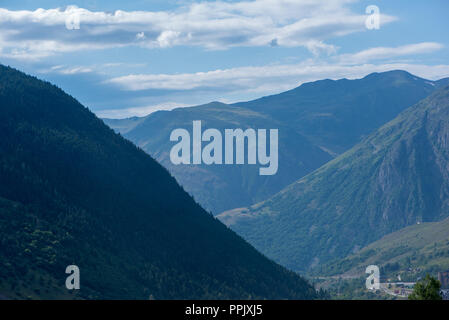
[0,1,396,59]
[106,43,447,93]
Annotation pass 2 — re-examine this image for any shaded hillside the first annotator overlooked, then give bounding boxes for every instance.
[219,85,449,272]
[105,71,445,214]
[0,65,316,300]
[106,103,332,213]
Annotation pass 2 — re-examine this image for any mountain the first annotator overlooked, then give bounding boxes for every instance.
[0,65,317,300]
[236,70,447,153]
[314,216,449,281]
[104,71,447,214]
[105,102,332,214]
[218,85,449,273]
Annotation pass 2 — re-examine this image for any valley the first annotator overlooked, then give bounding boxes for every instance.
[218,85,449,273]
[104,71,447,215]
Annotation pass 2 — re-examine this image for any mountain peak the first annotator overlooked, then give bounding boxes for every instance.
[361,70,428,84]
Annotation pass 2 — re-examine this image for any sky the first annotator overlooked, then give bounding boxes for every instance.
[0,0,448,118]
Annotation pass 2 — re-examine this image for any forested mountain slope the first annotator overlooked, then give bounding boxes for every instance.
[0,65,316,299]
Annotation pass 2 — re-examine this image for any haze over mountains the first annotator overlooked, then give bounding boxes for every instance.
[219,85,449,272]
[0,65,317,299]
[105,71,449,214]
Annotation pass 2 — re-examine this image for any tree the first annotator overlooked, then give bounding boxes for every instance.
[408,274,442,300]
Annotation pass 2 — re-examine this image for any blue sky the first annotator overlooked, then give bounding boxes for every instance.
[0,0,448,118]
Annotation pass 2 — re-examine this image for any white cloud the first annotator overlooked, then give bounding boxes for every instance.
[135,32,146,40]
[339,42,444,64]
[52,65,94,75]
[96,102,189,118]
[156,30,183,48]
[38,62,147,75]
[105,43,448,95]
[0,1,397,60]
[305,40,338,56]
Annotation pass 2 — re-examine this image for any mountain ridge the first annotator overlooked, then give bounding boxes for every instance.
[218,84,449,272]
[104,70,447,214]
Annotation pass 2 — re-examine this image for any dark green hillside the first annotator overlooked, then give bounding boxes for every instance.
[219,85,449,273]
[0,65,316,299]
[311,216,449,300]
[314,216,449,281]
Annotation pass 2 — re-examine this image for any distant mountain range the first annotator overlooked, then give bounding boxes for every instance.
[104,70,449,214]
[0,65,316,299]
[218,84,449,273]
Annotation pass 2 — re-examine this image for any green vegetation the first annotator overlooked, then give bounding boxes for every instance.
[314,277,397,300]
[219,84,449,273]
[312,216,449,281]
[409,275,442,300]
[310,216,449,299]
[0,65,317,299]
